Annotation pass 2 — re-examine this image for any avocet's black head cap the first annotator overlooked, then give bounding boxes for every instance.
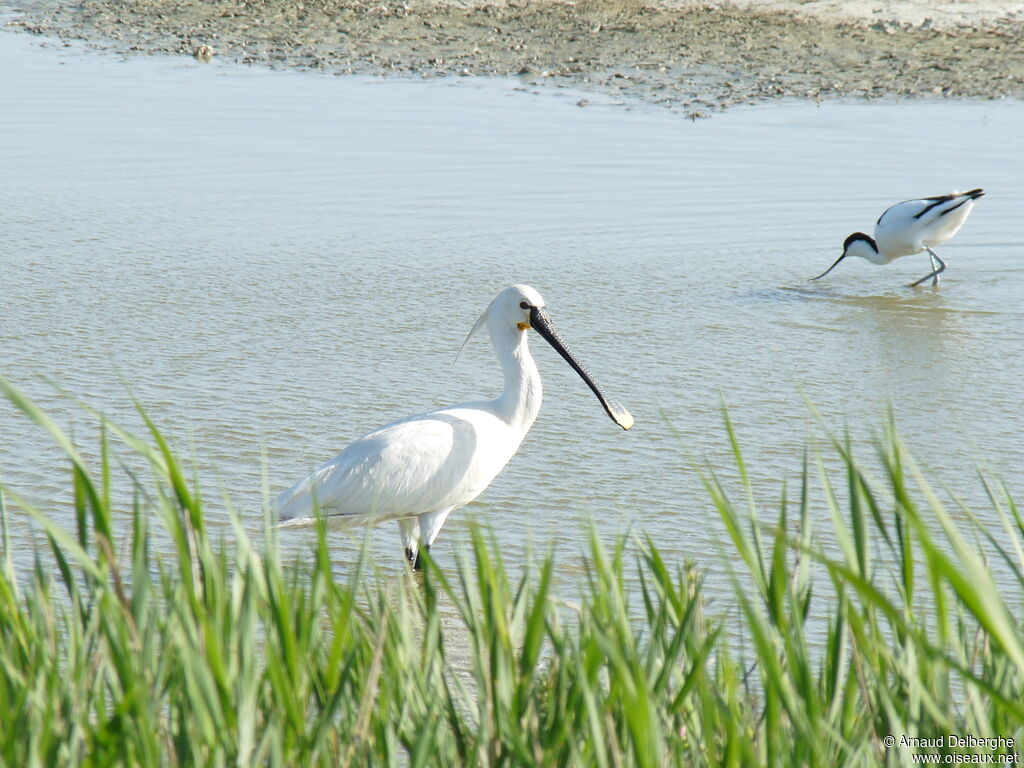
[843,232,876,252]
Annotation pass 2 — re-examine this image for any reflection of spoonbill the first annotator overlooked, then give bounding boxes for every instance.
[275,284,633,568]
[813,188,985,287]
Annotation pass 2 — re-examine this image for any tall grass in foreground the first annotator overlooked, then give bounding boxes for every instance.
[0,382,1022,767]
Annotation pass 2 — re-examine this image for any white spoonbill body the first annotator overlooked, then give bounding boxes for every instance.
[274,284,633,567]
[813,188,985,287]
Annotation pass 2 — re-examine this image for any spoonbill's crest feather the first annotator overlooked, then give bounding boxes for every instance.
[454,308,489,365]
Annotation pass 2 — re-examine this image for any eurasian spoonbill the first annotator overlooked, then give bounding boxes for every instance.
[274,284,633,567]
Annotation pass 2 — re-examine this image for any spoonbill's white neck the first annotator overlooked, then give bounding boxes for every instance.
[489,315,542,431]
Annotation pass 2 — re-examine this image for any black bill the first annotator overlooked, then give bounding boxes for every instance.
[811,253,846,281]
[529,306,634,430]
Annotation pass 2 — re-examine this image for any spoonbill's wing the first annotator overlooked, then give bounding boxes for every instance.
[274,410,499,524]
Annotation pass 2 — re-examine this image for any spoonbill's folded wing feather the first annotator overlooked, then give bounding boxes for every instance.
[274,409,501,524]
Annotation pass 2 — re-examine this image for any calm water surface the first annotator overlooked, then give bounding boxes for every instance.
[2,31,1023,601]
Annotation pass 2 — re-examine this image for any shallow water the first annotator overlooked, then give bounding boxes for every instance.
[1,31,1023,600]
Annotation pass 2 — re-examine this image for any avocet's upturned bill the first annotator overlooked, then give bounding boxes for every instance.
[274,284,633,568]
[813,189,985,287]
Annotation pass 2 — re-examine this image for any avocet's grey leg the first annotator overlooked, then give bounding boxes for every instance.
[910,249,946,288]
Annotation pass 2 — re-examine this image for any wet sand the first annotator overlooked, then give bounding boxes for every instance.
[7,0,1024,113]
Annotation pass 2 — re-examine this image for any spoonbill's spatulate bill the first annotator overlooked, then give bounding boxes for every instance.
[813,188,985,287]
[274,284,633,567]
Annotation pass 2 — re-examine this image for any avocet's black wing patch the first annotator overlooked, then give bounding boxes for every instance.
[939,198,971,217]
[913,194,955,220]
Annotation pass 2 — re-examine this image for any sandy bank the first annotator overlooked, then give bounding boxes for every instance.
[7,0,1024,113]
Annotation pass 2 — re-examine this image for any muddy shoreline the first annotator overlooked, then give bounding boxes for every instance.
[7,0,1024,114]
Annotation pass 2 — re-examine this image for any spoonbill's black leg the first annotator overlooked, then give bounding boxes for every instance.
[412,544,430,571]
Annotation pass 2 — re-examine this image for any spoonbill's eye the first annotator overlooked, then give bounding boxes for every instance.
[519,301,529,309]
